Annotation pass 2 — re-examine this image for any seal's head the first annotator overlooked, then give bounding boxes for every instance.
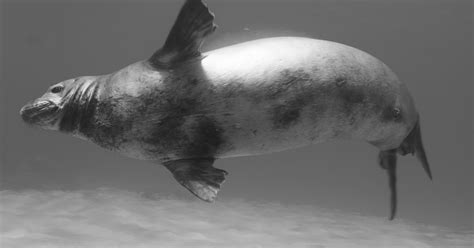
[20,76,98,132]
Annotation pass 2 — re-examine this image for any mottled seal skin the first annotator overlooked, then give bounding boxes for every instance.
[86,38,414,161]
[20,0,431,219]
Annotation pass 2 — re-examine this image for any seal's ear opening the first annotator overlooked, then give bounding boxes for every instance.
[397,119,432,180]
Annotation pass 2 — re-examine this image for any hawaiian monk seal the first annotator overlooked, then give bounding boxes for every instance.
[20,0,432,219]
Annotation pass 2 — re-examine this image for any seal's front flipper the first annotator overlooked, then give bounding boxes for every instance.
[149,0,217,69]
[163,158,227,202]
[378,149,398,220]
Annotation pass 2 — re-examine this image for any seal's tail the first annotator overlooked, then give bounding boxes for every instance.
[378,118,432,220]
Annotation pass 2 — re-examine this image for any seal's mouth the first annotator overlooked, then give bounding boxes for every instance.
[20,100,61,127]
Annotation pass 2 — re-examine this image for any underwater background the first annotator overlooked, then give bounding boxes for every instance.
[1,0,472,247]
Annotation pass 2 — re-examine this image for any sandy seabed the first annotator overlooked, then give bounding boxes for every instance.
[0,188,472,248]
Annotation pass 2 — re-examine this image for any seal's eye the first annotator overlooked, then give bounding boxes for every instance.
[51,86,64,94]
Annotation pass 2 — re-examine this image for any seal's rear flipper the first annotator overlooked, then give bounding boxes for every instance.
[397,120,432,180]
[163,158,227,202]
[378,119,432,220]
[378,149,398,220]
[149,0,217,69]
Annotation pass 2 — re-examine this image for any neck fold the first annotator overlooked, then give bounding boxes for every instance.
[59,79,100,136]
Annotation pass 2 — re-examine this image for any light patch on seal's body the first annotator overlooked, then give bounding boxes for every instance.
[192,37,409,156]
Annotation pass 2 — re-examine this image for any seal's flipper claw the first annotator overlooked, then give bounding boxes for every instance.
[378,149,398,220]
[149,0,217,69]
[163,158,227,202]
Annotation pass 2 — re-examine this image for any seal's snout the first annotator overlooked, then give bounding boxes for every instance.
[20,100,41,123]
[20,100,60,126]
[19,101,31,117]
